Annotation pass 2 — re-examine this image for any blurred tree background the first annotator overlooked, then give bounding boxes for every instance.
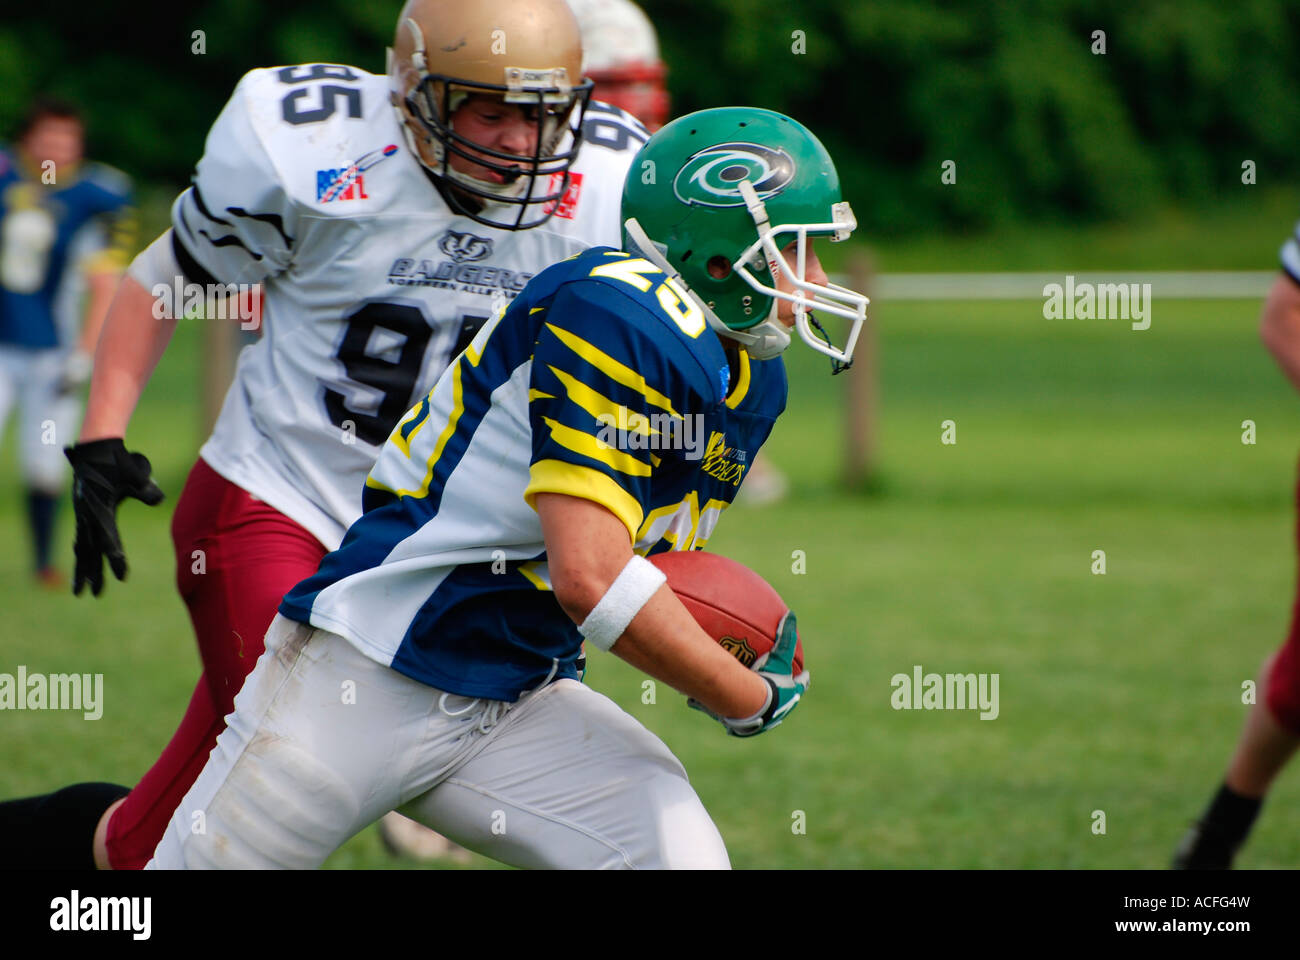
[2,0,1298,235]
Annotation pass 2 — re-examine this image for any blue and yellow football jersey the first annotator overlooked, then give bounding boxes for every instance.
[280,245,787,700]
[0,147,134,349]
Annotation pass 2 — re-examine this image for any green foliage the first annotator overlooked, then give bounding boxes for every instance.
[2,1,1298,230]
[646,0,1300,232]
[0,2,392,190]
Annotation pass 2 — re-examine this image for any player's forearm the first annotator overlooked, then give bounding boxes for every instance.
[79,275,177,442]
[537,491,768,718]
[608,584,771,719]
[1259,275,1300,393]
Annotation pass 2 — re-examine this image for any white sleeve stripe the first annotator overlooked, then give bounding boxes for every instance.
[175,194,264,265]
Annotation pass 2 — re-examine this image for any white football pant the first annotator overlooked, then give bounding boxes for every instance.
[0,346,81,493]
[146,615,730,869]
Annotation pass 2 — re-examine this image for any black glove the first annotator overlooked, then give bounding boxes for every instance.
[64,439,165,596]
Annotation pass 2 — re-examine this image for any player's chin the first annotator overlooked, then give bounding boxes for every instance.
[776,307,815,329]
[465,162,530,186]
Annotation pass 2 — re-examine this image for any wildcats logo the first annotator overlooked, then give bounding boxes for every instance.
[719,636,758,668]
[700,430,748,486]
[316,144,398,202]
[673,142,795,208]
[438,230,493,263]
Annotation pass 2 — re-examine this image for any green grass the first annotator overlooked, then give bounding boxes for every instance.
[4,208,1300,867]
[820,186,1300,274]
[580,297,1300,868]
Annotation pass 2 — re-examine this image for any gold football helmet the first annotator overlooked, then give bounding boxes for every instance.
[388,0,594,229]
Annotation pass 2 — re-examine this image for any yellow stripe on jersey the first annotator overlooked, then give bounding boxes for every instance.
[367,358,467,499]
[547,366,662,436]
[81,208,136,274]
[518,560,552,591]
[543,323,681,419]
[411,362,469,496]
[524,459,644,543]
[541,417,652,476]
[366,311,507,498]
[527,389,556,402]
[392,394,433,459]
[724,348,751,409]
[463,316,500,367]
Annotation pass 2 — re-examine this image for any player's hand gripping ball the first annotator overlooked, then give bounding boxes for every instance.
[648,551,808,736]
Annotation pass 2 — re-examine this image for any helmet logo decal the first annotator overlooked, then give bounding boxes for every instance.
[672,142,795,208]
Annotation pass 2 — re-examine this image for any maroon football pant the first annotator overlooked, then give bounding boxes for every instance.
[105,457,327,869]
[1266,465,1300,734]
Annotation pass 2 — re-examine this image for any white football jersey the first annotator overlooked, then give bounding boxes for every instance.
[176,64,646,548]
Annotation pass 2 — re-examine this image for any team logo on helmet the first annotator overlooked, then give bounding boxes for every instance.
[672,142,796,208]
[719,635,758,668]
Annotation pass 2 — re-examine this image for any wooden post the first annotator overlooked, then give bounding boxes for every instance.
[842,250,877,489]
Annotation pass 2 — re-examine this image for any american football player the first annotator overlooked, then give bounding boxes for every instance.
[0,0,648,870]
[571,0,791,512]
[1173,223,1300,869]
[378,0,679,867]
[0,98,133,587]
[145,106,866,869]
[566,0,670,132]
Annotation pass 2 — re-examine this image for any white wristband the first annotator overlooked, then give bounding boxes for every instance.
[577,554,666,652]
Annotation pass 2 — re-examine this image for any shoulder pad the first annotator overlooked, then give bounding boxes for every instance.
[563,249,729,405]
[228,65,396,207]
[579,100,651,157]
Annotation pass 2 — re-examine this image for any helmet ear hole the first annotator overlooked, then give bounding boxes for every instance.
[706,255,732,280]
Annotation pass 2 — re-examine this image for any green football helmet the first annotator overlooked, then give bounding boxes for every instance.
[621,106,866,365]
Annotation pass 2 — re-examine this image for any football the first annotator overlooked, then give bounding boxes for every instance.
[649,550,804,675]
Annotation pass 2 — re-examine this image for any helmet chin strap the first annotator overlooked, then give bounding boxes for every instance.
[622,217,791,360]
[390,21,550,209]
[741,306,793,360]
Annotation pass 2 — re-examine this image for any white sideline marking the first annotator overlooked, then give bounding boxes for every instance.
[830,271,1276,301]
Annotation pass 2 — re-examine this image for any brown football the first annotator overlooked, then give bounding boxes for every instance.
[649,550,804,675]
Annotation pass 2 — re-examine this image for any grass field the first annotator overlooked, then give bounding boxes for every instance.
[4,202,1300,868]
